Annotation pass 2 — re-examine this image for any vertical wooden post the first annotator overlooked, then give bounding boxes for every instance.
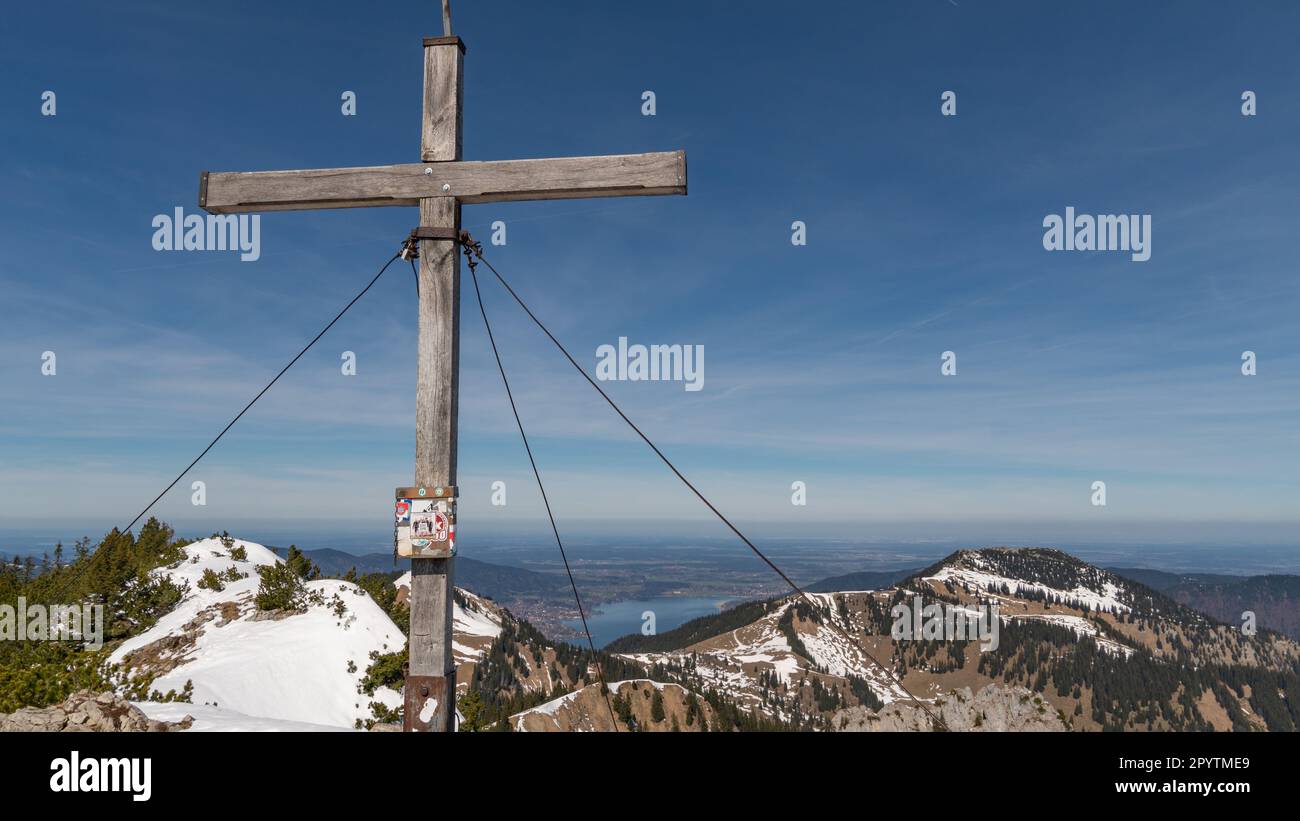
[405,35,464,734]
[421,36,463,163]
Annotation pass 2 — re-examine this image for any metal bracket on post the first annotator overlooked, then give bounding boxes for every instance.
[414,226,460,241]
[401,226,461,260]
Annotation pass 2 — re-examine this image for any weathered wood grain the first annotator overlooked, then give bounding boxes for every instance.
[408,557,455,675]
[200,150,687,213]
[408,194,459,730]
[407,37,462,731]
[421,38,462,162]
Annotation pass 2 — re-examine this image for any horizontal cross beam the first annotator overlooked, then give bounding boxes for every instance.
[199,150,686,214]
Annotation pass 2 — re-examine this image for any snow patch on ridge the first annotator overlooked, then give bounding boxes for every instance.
[111,537,405,729]
[134,701,358,732]
[928,557,1132,614]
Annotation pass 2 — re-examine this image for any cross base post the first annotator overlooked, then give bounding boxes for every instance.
[403,672,456,732]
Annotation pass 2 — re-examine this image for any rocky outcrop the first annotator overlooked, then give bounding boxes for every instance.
[0,691,193,733]
[511,680,715,732]
[834,684,1068,732]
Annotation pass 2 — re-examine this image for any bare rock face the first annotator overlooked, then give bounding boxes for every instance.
[835,684,1068,732]
[511,680,716,732]
[0,691,193,733]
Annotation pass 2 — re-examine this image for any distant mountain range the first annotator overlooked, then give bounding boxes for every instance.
[1109,567,1300,640]
[805,567,919,593]
[271,547,569,602]
[277,547,1300,644]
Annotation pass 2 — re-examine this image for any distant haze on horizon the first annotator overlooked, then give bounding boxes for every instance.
[4,516,1297,548]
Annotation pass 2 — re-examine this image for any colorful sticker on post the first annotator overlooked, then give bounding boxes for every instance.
[394,486,456,558]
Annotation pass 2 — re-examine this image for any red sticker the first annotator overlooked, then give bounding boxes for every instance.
[431,511,449,542]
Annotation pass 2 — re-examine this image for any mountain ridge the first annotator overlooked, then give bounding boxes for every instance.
[606,546,1300,730]
[15,529,1300,732]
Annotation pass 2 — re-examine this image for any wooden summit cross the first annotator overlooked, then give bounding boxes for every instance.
[197,10,685,732]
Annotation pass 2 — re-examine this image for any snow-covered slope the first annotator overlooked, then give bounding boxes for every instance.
[111,537,404,729]
[620,597,910,723]
[133,701,358,732]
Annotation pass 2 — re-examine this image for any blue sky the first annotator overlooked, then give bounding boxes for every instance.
[2,0,1298,545]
